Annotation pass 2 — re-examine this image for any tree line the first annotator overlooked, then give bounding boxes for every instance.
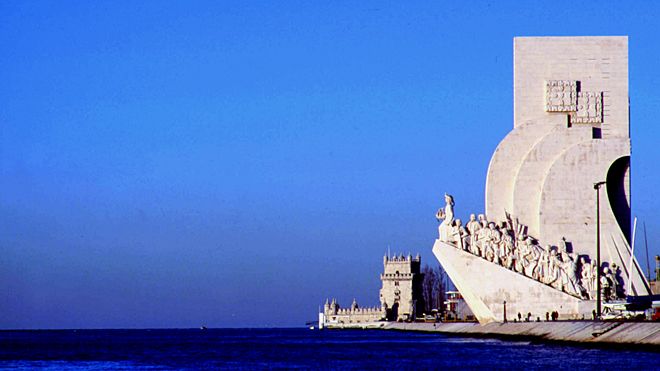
[421,264,447,315]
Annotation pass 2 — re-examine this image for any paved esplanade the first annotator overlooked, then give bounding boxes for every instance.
[433,36,652,324]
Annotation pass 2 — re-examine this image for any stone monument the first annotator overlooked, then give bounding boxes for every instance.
[432,36,652,324]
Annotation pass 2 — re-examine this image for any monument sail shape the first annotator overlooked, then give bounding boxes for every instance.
[433,36,652,324]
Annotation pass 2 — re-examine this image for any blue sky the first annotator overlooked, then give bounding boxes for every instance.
[1,1,659,328]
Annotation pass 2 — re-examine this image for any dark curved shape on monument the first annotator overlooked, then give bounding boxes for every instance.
[606,156,631,244]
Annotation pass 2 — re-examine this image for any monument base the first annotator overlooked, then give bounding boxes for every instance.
[433,239,594,324]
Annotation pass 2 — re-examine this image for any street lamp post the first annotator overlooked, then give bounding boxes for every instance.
[503,301,507,323]
[594,181,606,319]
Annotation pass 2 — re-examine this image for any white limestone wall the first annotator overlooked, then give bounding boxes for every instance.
[488,37,630,221]
[485,123,554,223]
[513,36,629,137]
[539,138,647,295]
[511,125,592,237]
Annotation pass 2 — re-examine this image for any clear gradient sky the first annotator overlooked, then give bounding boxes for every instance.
[1,1,660,329]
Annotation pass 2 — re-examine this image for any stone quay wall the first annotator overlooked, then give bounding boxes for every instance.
[383,321,660,347]
[323,321,660,347]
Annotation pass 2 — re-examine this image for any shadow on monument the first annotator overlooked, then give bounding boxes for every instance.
[607,156,631,243]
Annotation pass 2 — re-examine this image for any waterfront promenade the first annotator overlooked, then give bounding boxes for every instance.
[323,321,660,347]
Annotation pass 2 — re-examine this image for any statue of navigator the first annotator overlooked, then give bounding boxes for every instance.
[435,193,455,241]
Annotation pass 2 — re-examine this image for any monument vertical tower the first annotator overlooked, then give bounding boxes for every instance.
[485,36,646,295]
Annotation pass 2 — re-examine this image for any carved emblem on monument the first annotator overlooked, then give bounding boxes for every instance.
[570,91,603,124]
[545,80,603,124]
[544,80,577,112]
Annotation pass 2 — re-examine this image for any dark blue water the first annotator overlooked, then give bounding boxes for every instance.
[0,328,658,370]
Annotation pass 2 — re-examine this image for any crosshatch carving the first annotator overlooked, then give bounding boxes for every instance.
[544,80,577,112]
[544,80,603,124]
[570,92,603,124]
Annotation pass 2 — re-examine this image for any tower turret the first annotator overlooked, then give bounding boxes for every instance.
[351,298,358,311]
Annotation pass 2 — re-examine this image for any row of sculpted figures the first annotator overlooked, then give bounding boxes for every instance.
[436,194,624,301]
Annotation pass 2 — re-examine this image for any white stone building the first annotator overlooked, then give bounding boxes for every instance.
[322,254,424,326]
[322,298,385,325]
[379,254,424,321]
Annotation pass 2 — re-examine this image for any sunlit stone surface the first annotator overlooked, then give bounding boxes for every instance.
[434,36,651,324]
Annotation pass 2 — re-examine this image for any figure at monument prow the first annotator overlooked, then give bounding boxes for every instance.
[435,193,455,242]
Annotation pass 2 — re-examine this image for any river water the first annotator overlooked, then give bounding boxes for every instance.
[1,328,658,369]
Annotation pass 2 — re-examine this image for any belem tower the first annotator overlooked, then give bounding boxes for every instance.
[321,254,424,326]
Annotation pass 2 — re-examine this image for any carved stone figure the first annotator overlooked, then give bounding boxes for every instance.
[513,236,525,273]
[518,237,539,277]
[547,249,561,288]
[478,214,486,223]
[513,238,524,273]
[453,219,469,251]
[466,214,481,255]
[500,229,515,269]
[559,252,581,297]
[535,245,551,281]
[559,237,568,255]
[580,257,593,299]
[605,265,618,300]
[436,193,455,241]
[476,219,490,258]
[484,222,500,262]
